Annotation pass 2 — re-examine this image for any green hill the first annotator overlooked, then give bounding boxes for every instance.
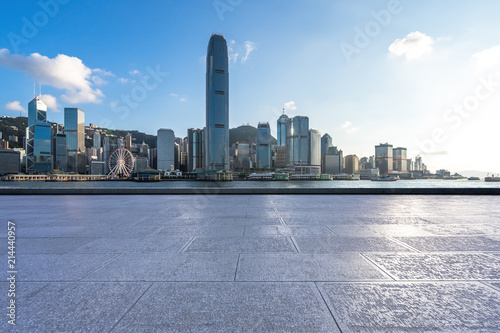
[229,125,277,146]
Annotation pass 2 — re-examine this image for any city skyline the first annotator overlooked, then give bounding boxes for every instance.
[1,1,500,172]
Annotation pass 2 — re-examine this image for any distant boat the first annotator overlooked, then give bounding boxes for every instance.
[485,174,500,182]
[371,175,398,182]
[468,177,480,181]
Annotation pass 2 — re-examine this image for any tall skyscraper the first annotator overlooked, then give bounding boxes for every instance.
[277,109,289,146]
[375,143,393,174]
[256,122,272,169]
[26,96,52,173]
[285,116,309,167]
[205,33,229,170]
[344,154,360,174]
[393,147,408,172]
[64,108,85,155]
[157,128,175,171]
[93,132,101,149]
[323,146,343,175]
[321,133,333,155]
[309,129,321,170]
[187,128,205,172]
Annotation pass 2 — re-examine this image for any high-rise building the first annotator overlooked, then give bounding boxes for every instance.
[54,133,67,172]
[344,154,360,174]
[64,108,85,155]
[125,133,132,151]
[285,116,309,167]
[414,155,423,171]
[323,146,343,175]
[157,128,175,172]
[234,142,250,169]
[93,132,101,149]
[26,96,52,173]
[256,122,272,169]
[274,146,287,168]
[393,147,408,172]
[277,110,289,146]
[187,128,205,172]
[309,129,321,170]
[375,143,393,174]
[321,133,333,155]
[205,33,229,170]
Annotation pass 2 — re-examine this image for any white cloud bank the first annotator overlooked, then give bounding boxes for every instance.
[228,40,256,64]
[0,49,105,104]
[389,31,434,61]
[471,45,500,73]
[284,101,297,111]
[40,94,59,111]
[4,101,25,112]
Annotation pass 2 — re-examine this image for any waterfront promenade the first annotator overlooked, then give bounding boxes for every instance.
[1,194,500,332]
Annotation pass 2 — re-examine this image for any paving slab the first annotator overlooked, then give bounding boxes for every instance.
[1,237,94,254]
[112,282,340,333]
[70,236,191,254]
[395,236,500,252]
[236,253,390,281]
[367,253,500,280]
[153,225,245,237]
[83,253,239,281]
[318,282,500,333]
[183,237,297,253]
[244,225,334,237]
[0,282,150,333]
[293,236,413,253]
[209,217,282,226]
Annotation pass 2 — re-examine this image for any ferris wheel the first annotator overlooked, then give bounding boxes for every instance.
[108,148,135,178]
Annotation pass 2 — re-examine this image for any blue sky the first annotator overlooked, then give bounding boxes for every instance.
[1,0,500,172]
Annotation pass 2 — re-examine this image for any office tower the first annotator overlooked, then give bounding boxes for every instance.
[323,146,343,174]
[277,109,289,146]
[206,33,229,170]
[256,122,272,169]
[125,133,132,150]
[26,96,52,173]
[321,133,333,155]
[174,142,180,170]
[344,154,360,174]
[64,108,85,172]
[414,155,423,171]
[54,133,67,172]
[234,142,250,169]
[393,147,408,172]
[285,116,309,167]
[148,148,157,170]
[93,132,101,149]
[157,128,175,171]
[369,155,376,169]
[309,129,321,170]
[375,143,393,174]
[187,128,205,172]
[103,136,110,172]
[0,150,21,175]
[274,146,287,168]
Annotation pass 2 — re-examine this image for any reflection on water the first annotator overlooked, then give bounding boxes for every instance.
[1,179,499,189]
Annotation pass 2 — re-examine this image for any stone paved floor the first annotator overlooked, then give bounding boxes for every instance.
[1,195,500,332]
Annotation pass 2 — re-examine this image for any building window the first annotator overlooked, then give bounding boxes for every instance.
[215,90,225,95]
[215,124,225,129]
[215,69,225,74]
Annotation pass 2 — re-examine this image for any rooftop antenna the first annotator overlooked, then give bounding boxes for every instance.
[282,105,285,114]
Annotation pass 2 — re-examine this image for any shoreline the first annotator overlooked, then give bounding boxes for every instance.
[1,187,500,195]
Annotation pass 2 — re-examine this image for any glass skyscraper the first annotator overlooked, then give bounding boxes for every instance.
[309,129,321,168]
[285,116,309,166]
[256,122,272,169]
[277,111,289,146]
[64,108,85,155]
[157,129,175,172]
[205,33,229,170]
[26,96,52,173]
[375,143,393,174]
[187,128,205,172]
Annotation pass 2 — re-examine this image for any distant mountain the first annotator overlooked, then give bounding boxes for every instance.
[229,125,277,146]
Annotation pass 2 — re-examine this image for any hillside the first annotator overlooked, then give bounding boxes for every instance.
[229,125,277,146]
[0,116,28,148]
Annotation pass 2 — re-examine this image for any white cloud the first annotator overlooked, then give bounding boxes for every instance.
[40,94,59,111]
[0,49,104,104]
[91,68,114,86]
[346,127,359,134]
[117,77,129,84]
[170,93,179,98]
[109,101,118,108]
[242,41,256,63]
[129,69,141,76]
[284,101,297,111]
[4,101,25,112]
[179,97,187,102]
[341,121,352,128]
[471,45,500,73]
[388,31,434,61]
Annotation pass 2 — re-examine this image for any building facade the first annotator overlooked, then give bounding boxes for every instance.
[157,129,175,172]
[26,96,52,173]
[375,143,393,174]
[344,154,360,174]
[393,147,408,172]
[277,111,289,146]
[309,129,321,170]
[256,122,272,169]
[205,33,229,170]
[187,128,205,172]
[285,116,309,167]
